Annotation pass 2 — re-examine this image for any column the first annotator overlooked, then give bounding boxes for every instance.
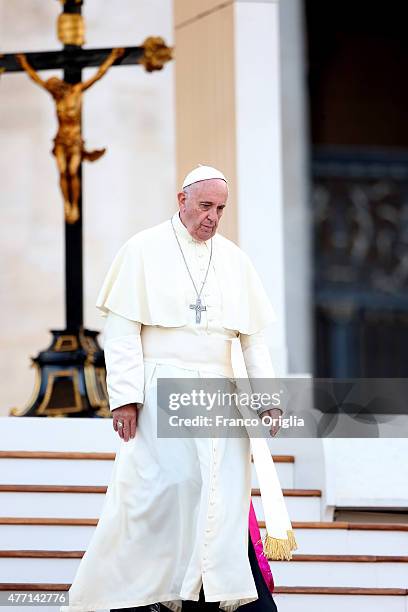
[174,0,290,374]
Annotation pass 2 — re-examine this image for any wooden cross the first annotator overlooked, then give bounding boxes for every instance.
[2,0,172,417]
[0,1,171,332]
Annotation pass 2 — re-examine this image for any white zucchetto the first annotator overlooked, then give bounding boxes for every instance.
[182,164,228,189]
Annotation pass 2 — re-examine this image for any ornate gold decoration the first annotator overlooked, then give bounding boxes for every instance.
[140,36,173,73]
[10,328,110,417]
[79,326,97,360]
[79,326,110,415]
[57,13,85,47]
[10,365,82,417]
[79,326,109,415]
[84,363,109,411]
[9,362,42,417]
[15,48,125,224]
[55,334,79,351]
[37,369,82,415]
[94,404,112,419]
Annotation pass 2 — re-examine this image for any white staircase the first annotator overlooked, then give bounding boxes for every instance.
[0,417,407,612]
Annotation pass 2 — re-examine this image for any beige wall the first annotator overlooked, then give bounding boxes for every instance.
[174,0,232,26]
[174,0,238,242]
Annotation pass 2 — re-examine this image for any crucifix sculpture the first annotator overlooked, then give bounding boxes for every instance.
[1,0,172,417]
[16,47,125,224]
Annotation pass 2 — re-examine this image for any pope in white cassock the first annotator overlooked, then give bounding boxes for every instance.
[60,165,296,612]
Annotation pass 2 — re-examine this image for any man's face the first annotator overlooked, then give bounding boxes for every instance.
[177,179,228,242]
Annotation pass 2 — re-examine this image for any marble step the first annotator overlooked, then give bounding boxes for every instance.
[2,518,408,555]
[0,484,317,520]
[274,587,408,612]
[251,488,322,522]
[268,554,408,589]
[259,521,408,556]
[1,551,407,588]
[0,450,295,489]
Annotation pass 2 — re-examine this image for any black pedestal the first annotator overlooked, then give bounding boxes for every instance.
[10,328,110,418]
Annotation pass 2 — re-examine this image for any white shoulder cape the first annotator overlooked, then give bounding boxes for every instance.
[95,219,277,335]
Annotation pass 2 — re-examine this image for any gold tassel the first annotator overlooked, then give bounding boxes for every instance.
[263,529,298,561]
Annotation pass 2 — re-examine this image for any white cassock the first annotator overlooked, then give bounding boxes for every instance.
[61,211,278,612]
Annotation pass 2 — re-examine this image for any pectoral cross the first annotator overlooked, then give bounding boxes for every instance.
[190,297,207,324]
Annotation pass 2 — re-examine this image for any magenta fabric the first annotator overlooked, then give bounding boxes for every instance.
[248,499,274,593]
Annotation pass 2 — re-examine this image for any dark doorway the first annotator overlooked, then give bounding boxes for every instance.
[305,1,408,376]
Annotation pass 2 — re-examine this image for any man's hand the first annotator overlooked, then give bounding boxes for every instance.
[112,403,141,442]
[259,408,283,437]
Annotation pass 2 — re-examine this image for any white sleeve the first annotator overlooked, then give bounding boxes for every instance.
[103,310,145,411]
[239,329,283,415]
